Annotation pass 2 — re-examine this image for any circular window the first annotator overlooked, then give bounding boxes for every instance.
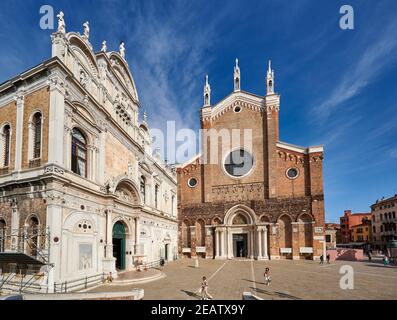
[234,106,241,113]
[224,149,254,177]
[286,168,299,180]
[188,177,198,188]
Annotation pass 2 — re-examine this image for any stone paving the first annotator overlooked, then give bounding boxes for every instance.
[89,258,397,300]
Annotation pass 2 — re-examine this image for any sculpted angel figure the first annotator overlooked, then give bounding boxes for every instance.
[57,11,65,33]
[119,41,125,58]
[83,21,90,40]
[101,40,107,53]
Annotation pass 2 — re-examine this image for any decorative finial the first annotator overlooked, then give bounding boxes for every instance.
[143,111,147,123]
[203,74,211,106]
[82,21,90,40]
[266,59,274,95]
[57,11,65,34]
[119,41,125,59]
[234,58,241,91]
[101,40,107,53]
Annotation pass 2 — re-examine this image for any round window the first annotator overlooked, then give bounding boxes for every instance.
[188,177,198,188]
[234,106,241,113]
[224,149,254,177]
[286,168,299,179]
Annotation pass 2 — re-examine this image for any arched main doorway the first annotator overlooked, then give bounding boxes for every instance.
[112,222,126,270]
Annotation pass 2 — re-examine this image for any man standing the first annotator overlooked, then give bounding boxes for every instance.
[320,254,324,265]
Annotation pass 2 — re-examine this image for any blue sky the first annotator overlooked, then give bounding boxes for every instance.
[0,0,396,222]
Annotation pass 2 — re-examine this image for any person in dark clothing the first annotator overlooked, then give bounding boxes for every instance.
[319,254,324,264]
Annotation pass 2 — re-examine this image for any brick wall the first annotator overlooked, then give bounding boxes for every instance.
[22,87,50,169]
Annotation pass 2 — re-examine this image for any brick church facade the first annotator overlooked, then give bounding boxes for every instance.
[177,60,325,260]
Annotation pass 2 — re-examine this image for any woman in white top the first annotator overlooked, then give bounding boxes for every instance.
[199,276,213,300]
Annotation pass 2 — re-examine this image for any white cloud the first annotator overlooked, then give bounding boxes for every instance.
[313,19,397,121]
[103,1,233,163]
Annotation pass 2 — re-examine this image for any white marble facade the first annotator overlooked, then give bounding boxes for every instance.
[0,13,178,291]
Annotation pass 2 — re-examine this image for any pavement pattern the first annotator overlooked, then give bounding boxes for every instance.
[89,258,397,300]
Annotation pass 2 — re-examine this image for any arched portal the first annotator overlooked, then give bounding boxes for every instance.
[278,215,292,259]
[112,221,127,270]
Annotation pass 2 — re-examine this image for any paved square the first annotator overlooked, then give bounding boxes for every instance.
[90,259,397,300]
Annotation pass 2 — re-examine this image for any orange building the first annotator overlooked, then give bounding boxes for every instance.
[340,210,371,243]
[351,219,372,243]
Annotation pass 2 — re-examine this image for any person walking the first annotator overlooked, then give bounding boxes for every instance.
[199,276,213,300]
[367,251,372,262]
[264,267,271,286]
[319,254,324,265]
[326,254,330,264]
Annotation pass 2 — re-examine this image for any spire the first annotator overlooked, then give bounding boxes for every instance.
[143,110,147,123]
[234,58,241,92]
[266,59,275,95]
[203,74,211,106]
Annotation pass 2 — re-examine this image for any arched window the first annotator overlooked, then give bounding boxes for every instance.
[155,184,159,209]
[1,124,11,167]
[32,112,42,159]
[140,175,146,204]
[71,128,87,177]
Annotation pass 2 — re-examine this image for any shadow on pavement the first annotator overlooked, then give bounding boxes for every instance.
[181,289,199,299]
[243,278,267,286]
[365,264,397,269]
[250,287,302,300]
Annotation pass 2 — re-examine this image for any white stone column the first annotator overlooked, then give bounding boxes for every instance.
[97,131,106,185]
[215,229,220,258]
[249,228,254,259]
[14,91,24,171]
[102,209,116,276]
[10,203,20,252]
[257,227,262,259]
[135,217,141,253]
[220,229,224,258]
[64,127,72,170]
[48,73,66,165]
[263,225,269,260]
[227,227,233,259]
[105,210,113,258]
[46,201,63,291]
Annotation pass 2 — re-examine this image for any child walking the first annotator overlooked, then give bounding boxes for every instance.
[199,276,213,300]
[264,267,271,286]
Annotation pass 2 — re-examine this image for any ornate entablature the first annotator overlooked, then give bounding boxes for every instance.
[277,142,324,163]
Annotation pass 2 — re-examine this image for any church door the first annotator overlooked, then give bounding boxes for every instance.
[233,234,248,258]
[112,222,126,270]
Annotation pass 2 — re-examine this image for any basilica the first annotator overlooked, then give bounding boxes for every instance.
[177,60,326,260]
[0,13,177,292]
